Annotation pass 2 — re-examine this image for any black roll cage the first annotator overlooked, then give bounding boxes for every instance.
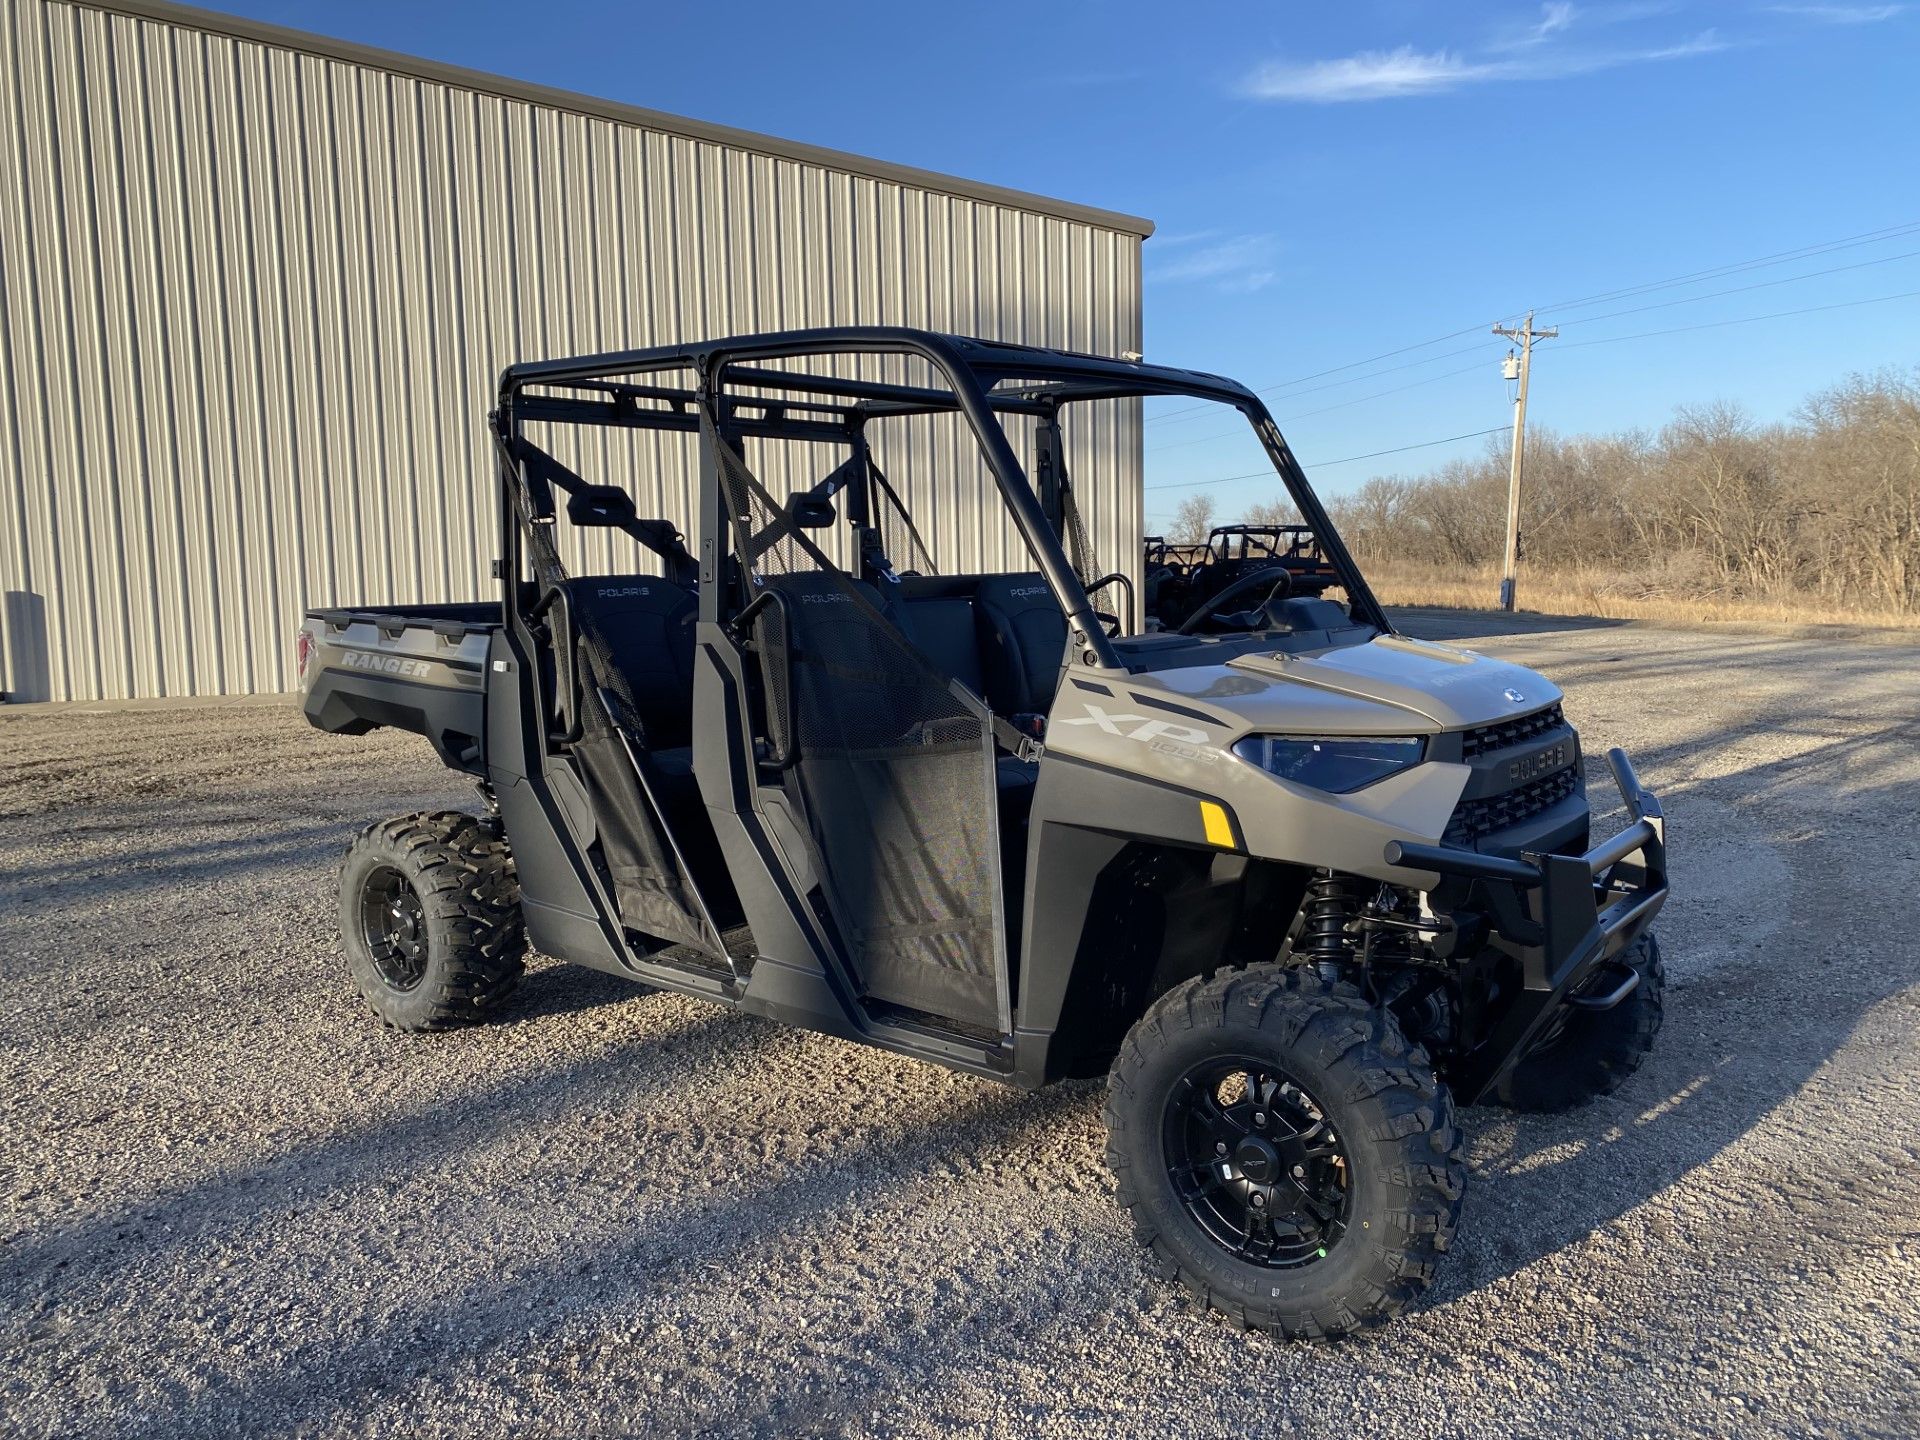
[1206,523,1324,562]
[489,326,1391,661]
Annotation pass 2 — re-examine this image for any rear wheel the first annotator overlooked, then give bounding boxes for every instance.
[1490,932,1665,1112]
[1105,967,1465,1341]
[339,811,526,1031]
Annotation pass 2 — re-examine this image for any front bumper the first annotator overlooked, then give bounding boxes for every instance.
[1383,747,1668,1102]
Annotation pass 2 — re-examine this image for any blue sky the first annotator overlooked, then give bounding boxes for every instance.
[212,1,1919,524]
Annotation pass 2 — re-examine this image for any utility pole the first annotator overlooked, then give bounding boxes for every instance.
[1491,311,1556,611]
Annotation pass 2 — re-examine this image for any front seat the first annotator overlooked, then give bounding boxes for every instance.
[974,574,1069,721]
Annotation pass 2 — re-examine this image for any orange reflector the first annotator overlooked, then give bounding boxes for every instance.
[1200,800,1235,849]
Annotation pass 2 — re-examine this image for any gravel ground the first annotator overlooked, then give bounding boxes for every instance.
[4,610,1919,1439]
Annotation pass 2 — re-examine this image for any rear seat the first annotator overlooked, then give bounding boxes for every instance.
[894,590,985,696]
[563,574,698,749]
[565,565,1070,757]
[560,573,740,918]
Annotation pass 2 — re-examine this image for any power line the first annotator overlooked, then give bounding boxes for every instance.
[1144,218,1920,428]
[1146,246,1920,458]
[1262,340,1494,404]
[1308,426,1512,467]
[1549,246,1920,328]
[1244,324,1497,396]
[1146,359,1491,456]
[1144,287,1920,502]
[1144,427,1510,492]
[1533,219,1920,314]
[1549,286,1920,351]
[1145,325,1498,425]
[1285,359,1493,421]
[1149,339,1498,439]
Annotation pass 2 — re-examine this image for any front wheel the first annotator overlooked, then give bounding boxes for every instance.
[1105,967,1466,1341]
[338,811,526,1031]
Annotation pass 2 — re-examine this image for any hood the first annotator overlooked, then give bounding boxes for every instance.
[1135,634,1561,736]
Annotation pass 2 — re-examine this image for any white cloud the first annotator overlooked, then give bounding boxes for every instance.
[1150,229,1224,249]
[1245,46,1478,102]
[1537,2,1580,37]
[1767,4,1905,21]
[1243,26,1730,103]
[1149,234,1279,292]
[1505,1,1580,48]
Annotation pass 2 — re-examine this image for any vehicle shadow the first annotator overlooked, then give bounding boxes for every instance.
[3,1001,760,1294]
[1419,678,1920,1306]
[504,956,663,1023]
[79,1079,1080,1440]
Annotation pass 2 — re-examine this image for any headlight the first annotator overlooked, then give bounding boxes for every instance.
[1232,734,1425,793]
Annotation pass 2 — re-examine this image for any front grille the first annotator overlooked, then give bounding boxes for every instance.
[1444,765,1579,844]
[1461,702,1565,759]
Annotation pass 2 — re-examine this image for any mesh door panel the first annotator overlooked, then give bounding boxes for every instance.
[717,437,1003,1027]
[870,464,939,578]
[505,442,707,950]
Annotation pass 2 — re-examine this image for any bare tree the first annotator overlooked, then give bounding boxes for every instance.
[1243,497,1302,527]
[1170,493,1218,543]
[1311,368,1920,615]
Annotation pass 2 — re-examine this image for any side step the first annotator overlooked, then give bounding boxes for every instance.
[638,923,758,983]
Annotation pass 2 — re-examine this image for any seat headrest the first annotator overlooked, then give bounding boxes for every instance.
[567,484,639,528]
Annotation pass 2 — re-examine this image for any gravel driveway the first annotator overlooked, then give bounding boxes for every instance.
[4,610,1918,1439]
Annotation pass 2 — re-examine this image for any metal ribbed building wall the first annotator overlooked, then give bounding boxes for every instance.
[0,0,1148,702]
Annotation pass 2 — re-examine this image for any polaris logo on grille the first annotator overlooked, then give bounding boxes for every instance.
[1503,687,1528,704]
[1508,742,1569,782]
[341,650,431,678]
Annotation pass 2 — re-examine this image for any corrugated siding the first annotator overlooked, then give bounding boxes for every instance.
[0,0,1143,702]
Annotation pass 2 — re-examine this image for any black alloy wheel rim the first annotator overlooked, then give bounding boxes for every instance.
[1161,1057,1352,1268]
[361,865,429,992]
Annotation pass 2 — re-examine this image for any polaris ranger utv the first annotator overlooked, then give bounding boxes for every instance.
[299,327,1668,1340]
[1145,524,1341,631]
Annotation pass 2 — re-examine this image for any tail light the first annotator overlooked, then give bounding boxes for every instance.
[294,628,315,686]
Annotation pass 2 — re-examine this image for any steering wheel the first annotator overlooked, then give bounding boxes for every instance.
[1177,566,1293,635]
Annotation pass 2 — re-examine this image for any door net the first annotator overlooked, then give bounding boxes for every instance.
[715,428,1005,1029]
[506,439,710,953]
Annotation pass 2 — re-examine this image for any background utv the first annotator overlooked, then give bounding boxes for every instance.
[299,328,1669,1340]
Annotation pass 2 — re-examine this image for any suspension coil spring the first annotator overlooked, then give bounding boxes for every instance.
[1301,870,1367,970]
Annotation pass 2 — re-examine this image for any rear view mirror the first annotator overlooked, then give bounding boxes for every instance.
[787,492,836,529]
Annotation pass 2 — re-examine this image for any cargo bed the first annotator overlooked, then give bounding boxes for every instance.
[297,603,499,772]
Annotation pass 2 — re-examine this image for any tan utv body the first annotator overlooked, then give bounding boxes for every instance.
[1048,636,1558,881]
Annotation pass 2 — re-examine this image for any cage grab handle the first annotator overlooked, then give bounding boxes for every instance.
[732,588,800,769]
[526,583,585,747]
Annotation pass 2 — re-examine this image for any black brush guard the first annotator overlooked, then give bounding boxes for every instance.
[1383,747,1668,1102]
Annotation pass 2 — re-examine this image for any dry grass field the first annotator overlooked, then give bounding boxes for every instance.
[1365,561,1920,632]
